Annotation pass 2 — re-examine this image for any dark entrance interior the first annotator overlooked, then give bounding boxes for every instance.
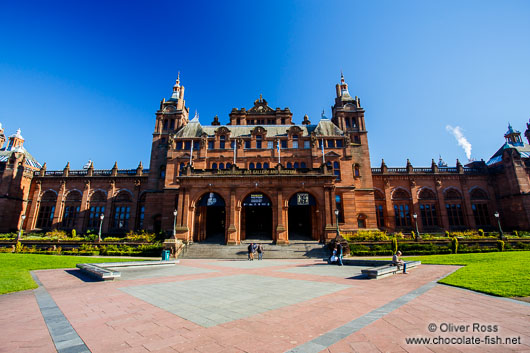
[288,206,312,240]
[196,192,226,243]
[205,207,225,242]
[288,192,316,240]
[243,193,273,241]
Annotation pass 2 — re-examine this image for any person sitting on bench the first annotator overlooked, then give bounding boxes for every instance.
[392,251,407,274]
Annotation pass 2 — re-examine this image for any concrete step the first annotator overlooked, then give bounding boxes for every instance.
[179,241,330,259]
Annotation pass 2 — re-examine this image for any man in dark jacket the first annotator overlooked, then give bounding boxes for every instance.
[248,243,254,261]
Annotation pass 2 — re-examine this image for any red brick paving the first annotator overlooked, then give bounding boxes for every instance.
[0,260,528,352]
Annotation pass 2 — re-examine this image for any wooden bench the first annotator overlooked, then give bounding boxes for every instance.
[361,261,421,279]
[76,260,179,281]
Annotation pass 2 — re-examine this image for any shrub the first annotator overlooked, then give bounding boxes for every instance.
[497,240,505,252]
[125,231,156,243]
[411,231,415,240]
[15,242,23,253]
[478,229,484,237]
[391,236,398,254]
[451,236,459,254]
[102,237,122,242]
[45,229,68,241]
[71,229,76,238]
[342,230,389,241]
[84,233,97,242]
[445,230,450,237]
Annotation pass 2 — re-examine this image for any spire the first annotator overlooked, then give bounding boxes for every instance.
[337,72,352,100]
[191,110,199,122]
[170,73,182,100]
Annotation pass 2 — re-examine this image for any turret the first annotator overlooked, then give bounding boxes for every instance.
[6,128,24,151]
[505,123,524,146]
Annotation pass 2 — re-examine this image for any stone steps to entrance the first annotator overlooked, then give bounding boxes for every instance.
[179,240,330,259]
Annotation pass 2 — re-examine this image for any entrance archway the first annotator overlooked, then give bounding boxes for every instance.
[195,192,226,243]
[242,192,272,241]
[288,192,316,240]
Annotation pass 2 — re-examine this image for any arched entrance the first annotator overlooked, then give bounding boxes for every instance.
[242,192,272,241]
[288,192,316,240]
[195,192,226,243]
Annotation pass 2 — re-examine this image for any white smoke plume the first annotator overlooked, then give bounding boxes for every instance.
[446,125,472,160]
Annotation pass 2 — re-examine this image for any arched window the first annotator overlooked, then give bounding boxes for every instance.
[136,193,146,230]
[226,162,232,169]
[470,188,490,227]
[418,188,437,228]
[36,191,57,229]
[287,162,292,168]
[256,162,262,169]
[88,191,106,229]
[263,162,269,169]
[219,162,224,169]
[444,188,464,227]
[212,163,217,169]
[294,162,299,169]
[112,191,132,231]
[392,189,411,228]
[301,162,306,168]
[61,191,82,229]
[249,162,255,169]
[354,164,360,177]
[357,214,367,229]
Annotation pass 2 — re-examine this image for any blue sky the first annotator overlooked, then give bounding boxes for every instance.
[1,0,529,169]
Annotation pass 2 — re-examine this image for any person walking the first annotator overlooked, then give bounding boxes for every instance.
[337,242,344,266]
[257,243,264,260]
[248,242,254,261]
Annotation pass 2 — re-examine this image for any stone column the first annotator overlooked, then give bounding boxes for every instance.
[435,178,449,231]
[276,189,288,244]
[410,180,421,232]
[77,180,91,233]
[52,181,66,229]
[26,181,42,230]
[227,189,238,245]
[102,180,115,233]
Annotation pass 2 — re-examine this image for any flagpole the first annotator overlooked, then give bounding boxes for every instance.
[321,138,325,164]
[233,139,236,165]
[277,140,281,165]
[189,140,193,165]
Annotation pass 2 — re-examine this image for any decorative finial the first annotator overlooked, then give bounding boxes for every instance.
[321,109,325,118]
[138,161,143,168]
[259,93,263,102]
[113,161,118,169]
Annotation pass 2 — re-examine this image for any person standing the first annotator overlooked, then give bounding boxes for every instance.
[248,243,254,261]
[257,243,264,260]
[252,243,258,261]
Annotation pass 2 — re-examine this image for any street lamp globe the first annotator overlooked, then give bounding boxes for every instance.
[334,209,339,216]
[412,213,417,219]
[173,209,178,217]
[494,211,499,219]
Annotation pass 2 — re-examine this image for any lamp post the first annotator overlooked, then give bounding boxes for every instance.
[16,214,26,242]
[98,213,104,242]
[173,209,177,239]
[412,213,421,241]
[334,209,340,240]
[494,211,504,240]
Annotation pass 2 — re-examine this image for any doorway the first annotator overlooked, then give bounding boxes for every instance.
[288,192,316,240]
[242,193,273,241]
[195,192,226,243]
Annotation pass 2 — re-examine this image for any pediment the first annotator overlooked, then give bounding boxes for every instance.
[325,151,341,157]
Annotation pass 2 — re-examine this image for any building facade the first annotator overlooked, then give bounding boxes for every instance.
[1,75,530,242]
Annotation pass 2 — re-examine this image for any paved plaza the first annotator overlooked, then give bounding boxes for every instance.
[0,259,529,352]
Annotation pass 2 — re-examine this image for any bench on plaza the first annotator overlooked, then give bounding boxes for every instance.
[361,261,421,279]
[76,260,179,281]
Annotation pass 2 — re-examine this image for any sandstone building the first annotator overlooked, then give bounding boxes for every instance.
[1,75,529,243]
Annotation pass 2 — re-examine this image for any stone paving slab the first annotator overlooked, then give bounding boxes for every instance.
[277,263,368,278]
[119,274,351,327]
[206,259,298,269]
[109,264,216,280]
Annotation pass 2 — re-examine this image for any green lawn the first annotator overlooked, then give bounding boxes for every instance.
[403,251,530,297]
[0,253,144,295]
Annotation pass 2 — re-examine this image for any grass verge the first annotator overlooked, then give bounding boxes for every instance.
[0,253,145,295]
[403,251,530,297]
